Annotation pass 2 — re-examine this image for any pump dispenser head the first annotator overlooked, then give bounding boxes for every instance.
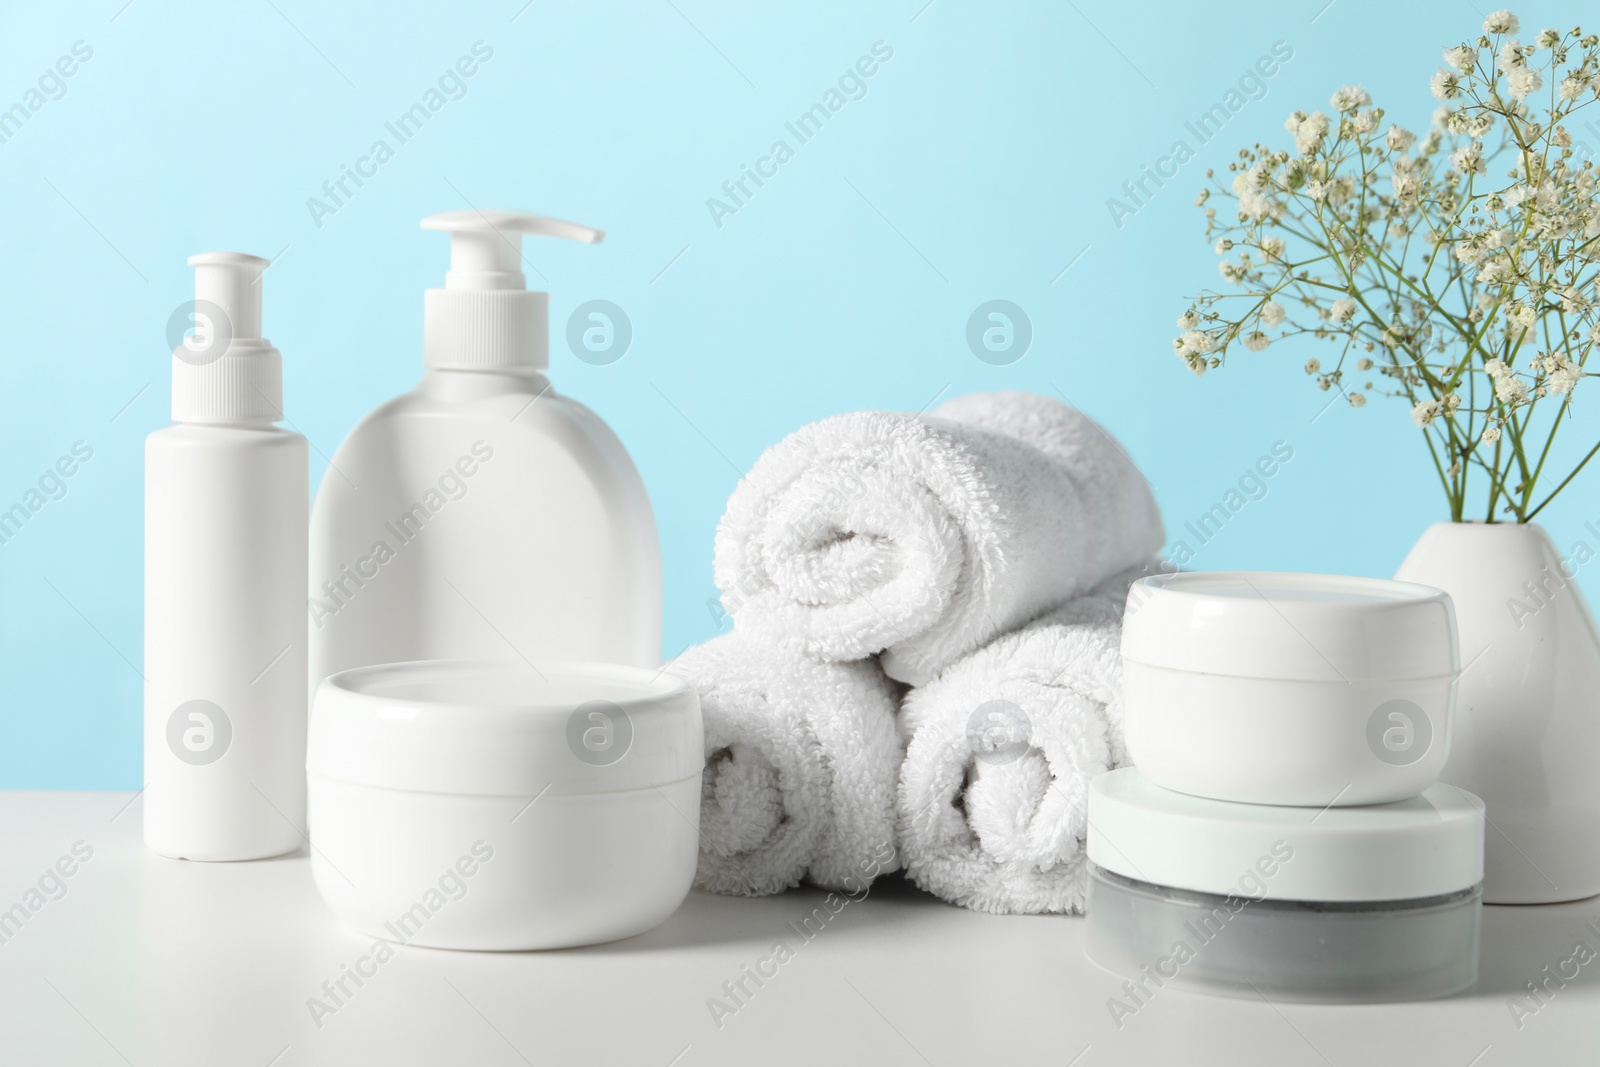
[420,210,603,371]
[171,252,283,424]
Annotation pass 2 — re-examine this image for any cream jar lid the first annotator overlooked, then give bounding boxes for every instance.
[1088,768,1484,903]
[309,660,703,797]
[1121,571,1459,683]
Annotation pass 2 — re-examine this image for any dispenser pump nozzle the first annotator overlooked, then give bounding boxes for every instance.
[421,210,603,291]
[419,210,604,371]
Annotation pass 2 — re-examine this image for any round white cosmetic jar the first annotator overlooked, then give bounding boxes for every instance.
[1085,768,1484,1002]
[308,660,703,950]
[1122,571,1459,807]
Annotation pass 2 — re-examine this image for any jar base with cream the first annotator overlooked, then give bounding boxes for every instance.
[1085,768,1485,1003]
[308,660,703,951]
[309,778,699,951]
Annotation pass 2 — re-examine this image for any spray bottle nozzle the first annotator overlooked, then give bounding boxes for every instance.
[187,251,269,341]
[421,210,603,292]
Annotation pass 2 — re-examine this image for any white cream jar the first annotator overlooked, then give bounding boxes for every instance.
[1122,572,1459,807]
[1086,768,1485,1003]
[308,660,702,951]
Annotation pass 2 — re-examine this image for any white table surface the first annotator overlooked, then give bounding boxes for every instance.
[2,791,1596,1066]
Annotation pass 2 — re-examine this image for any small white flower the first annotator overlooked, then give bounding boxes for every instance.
[1330,85,1370,113]
[1484,357,1510,378]
[1260,237,1286,261]
[1330,297,1358,322]
[1451,144,1487,175]
[1261,300,1287,328]
[1244,331,1271,352]
[1386,124,1416,151]
[1175,329,1216,356]
[1537,28,1561,48]
[1348,391,1367,408]
[1484,10,1519,35]
[1431,69,1461,100]
[1507,66,1542,100]
[1177,310,1200,329]
[1294,111,1331,154]
[1305,358,1322,374]
[1412,398,1442,426]
[1560,77,1584,100]
[1496,375,1529,403]
[1306,180,1330,200]
[1482,424,1503,443]
[1512,303,1537,327]
[1443,45,1477,72]
[1498,39,1526,73]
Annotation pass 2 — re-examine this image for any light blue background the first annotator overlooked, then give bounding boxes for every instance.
[2,0,1596,788]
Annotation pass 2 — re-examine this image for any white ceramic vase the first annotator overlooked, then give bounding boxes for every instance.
[1396,521,1600,904]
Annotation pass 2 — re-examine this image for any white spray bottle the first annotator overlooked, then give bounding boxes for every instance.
[145,253,307,861]
[308,211,660,693]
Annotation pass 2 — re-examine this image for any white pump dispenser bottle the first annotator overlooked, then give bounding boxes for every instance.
[308,211,661,694]
[145,253,308,861]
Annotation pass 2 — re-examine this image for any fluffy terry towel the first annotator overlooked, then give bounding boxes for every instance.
[714,391,1163,686]
[895,569,1149,914]
[668,635,903,896]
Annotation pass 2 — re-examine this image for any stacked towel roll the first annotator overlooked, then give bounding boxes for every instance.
[668,391,1164,898]
[895,565,1158,914]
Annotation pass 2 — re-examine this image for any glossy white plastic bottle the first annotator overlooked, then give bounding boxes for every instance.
[308,211,660,696]
[145,253,308,861]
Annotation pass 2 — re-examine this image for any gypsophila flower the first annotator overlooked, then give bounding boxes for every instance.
[1182,8,1600,524]
[1498,40,1527,73]
[1175,330,1216,356]
[1452,144,1487,174]
[1508,65,1543,99]
[1294,111,1331,154]
[1496,374,1530,402]
[1331,85,1371,112]
[1485,10,1519,35]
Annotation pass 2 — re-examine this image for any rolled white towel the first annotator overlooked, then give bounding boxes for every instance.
[714,391,1163,685]
[669,634,903,896]
[896,572,1145,914]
